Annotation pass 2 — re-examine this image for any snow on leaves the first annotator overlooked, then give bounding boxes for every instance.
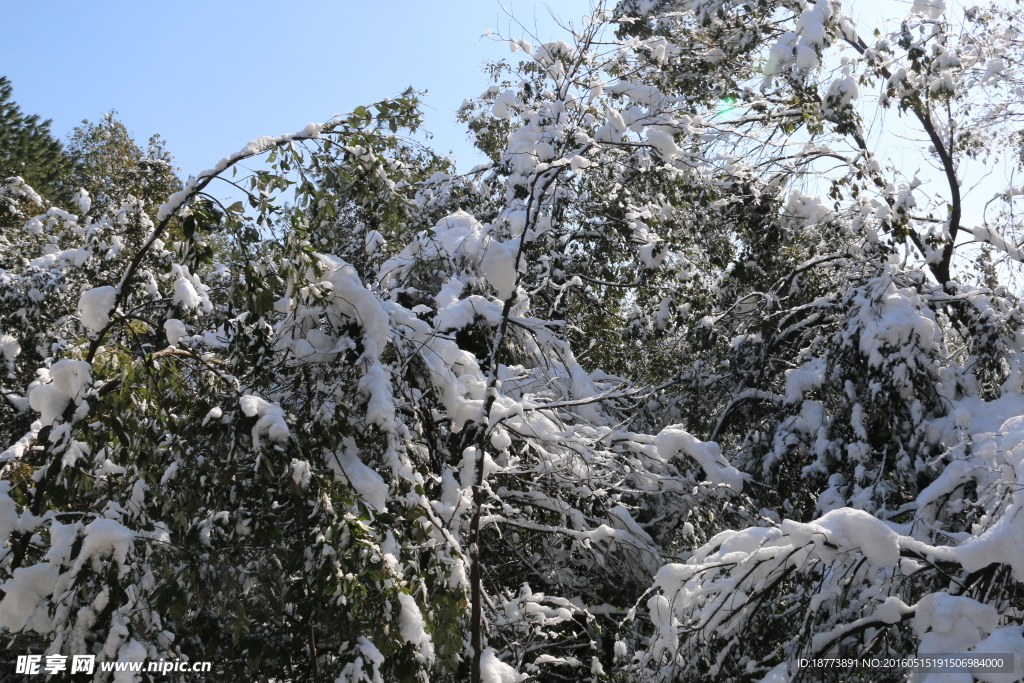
[3,0,1024,680]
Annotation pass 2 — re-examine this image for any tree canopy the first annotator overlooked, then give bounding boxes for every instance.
[63,112,181,220]
[3,1,1024,682]
[0,77,73,201]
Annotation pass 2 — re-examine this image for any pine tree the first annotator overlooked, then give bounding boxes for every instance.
[0,76,73,199]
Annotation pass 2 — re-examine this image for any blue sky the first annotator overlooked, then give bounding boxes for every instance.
[6,0,996,226]
[1,0,587,176]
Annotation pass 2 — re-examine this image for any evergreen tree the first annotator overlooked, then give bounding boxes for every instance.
[0,76,73,199]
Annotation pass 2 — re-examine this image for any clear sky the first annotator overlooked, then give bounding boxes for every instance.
[1,0,589,177]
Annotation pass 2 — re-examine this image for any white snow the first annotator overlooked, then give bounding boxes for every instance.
[296,122,323,138]
[73,188,91,214]
[854,283,940,368]
[481,240,518,300]
[0,482,17,549]
[329,446,388,512]
[783,508,901,567]
[113,639,148,683]
[0,563,58,633]
[164,319,187,346]
[654,427,744,490]
[50,360,92,402]
[290,459,312,489]
[480,648,524,683]
[784,357,827,403]
[72,518,136,578]
[646,129,681,160]
[28,360,92,426]
[397,593,435,662]
[0,332,20,364]
[364,229,385,254]
[972,628,1024,683]
[914,593,998,653]
[239,395,290,448]
[319,253,395,428]
[170,264,206,311]
[758,663,789,683]
[78,286,118,332]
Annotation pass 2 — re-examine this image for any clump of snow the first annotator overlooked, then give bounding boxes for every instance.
[872,595,912,624]
[983,57,1006,83]
[765,32,799,76]
[0,563,58,633]
[783,508,901,567]
[655,427,744,491]
[490,426,513,451]
[296,122,323,138]
[113,640,149,683]
[290,459,312,489]
[758,663,789,683]
[3,176,44,206]
[481,240,518,301]
[73,189,91,214]
[397,593,435,662]
[639,238,667,269]
[480,648,524,683]
[492,89,520,119]
[329,446,388,512]
[336,637,385,682]
[239,395,290,449]
[49,359,91,401]
[170,264,211,312]
[364,229,385,254]
[784,357,828,403]
[0,332,20,365]
[164,319,187,345]
[72,518,136,577]
[646,129,681,160]
[972,628,1024,683]
[854,283,940,368]
[61,439,91,468]
[569,155,591,172]
[319,253,395,428]
[824,67,860,114]
[380,211,487,284]
[28,360,92,426]
[764,0,831,78]
[914,593,998,653]
[78,286,118,332]
[31,246,92,270]
[459,447,502,488]
[43,522,78,566]
[357,363,395,430]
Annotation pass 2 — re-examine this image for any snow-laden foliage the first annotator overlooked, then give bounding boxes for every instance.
[3,0,1024,681]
